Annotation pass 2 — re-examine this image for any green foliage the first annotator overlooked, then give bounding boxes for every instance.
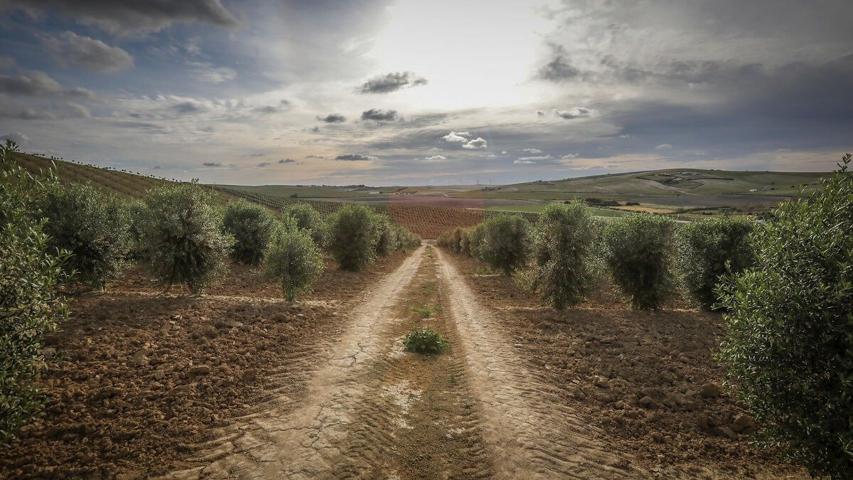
[478,214,530,275]
[602,214,676,310]
[123,199,148,260]
[326,204,378,271]
[718,154,853,478]
[403,329,449,354]
[466,223,486,259]
[676,216,755,310]
[222,199,275,265]
[264,221,325,301]
[282,203,326,247]
[138,183,233,294]
[1,159,68,440]
[40,183,130,288]
[372,213,399,256]
[394,224,421,250]
[532,202,595,309]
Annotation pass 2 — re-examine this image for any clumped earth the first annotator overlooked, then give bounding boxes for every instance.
[446,253,805,478]
[0,253,407,479]
[1,245,809,479]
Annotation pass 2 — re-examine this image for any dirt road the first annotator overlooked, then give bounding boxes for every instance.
[165,245,641,479]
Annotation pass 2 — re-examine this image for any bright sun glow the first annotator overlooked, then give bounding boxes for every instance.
[368,0,555,110]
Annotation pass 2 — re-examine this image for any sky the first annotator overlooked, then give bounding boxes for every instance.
[0,0,851,186]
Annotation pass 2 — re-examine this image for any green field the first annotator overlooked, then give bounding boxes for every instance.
[460,168,828,213]
[14,153,828,220]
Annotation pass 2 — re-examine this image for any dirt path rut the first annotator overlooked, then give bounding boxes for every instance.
[165,245,643,479]
[168,247,426,479]
[435,247,645,479]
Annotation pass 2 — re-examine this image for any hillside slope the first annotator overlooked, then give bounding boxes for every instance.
[462,168,828,209]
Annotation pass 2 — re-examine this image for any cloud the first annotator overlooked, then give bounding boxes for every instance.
[318,113,346,123]
[555,107,592,120]
[202,161,225,167]
[187,61,236,83]
[561,153,579,160]
[257,162,271,167]
[515,154,553,164]
[6,0,238,34]
[513,159,536,165]
[442,131,469,143]
[42,31,133,72]
[462,137,487,150]
[0,71,93,98]
[655,143,673,150]
[172,100,207,114]
[253,100,290,115]
[335,153,377,161]
[424,154,447,161]
[522,148,542,154]
[538,44,581,82]
[360,72,427,94]
[279,158,296,164]
[1,131,29,145]
[361,108,400,122]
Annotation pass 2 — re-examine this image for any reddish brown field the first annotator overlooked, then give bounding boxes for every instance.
[387,203,484,238]
[0,253,409,479]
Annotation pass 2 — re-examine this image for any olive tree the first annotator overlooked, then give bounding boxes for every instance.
[718,154,853,478]
[478,214,530,275]
[326,204,378,271]
[264,221,325,301]
[532,202,595,309]
[1,155,68,440]
[602,214,676,310]
[138,184,233,293]
[222,199,275,265]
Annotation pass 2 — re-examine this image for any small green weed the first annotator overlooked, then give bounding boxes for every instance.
[403,329,448,354]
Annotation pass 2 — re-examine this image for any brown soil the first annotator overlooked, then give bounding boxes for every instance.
[0,252,409,480]
[168,245,494,480]
[442,251,808,479]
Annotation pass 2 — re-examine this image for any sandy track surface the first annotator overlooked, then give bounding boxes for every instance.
[166,246,426,479]
[162,245,644,479]
[434,248,644,479]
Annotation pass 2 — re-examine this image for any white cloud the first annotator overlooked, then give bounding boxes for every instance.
[554,107,592,120]
[561,153,579,160]
[655,143,673,150]
[462,137,487,149]
[42,31,134,73]
[188,61,237,83]
[522,147,542,154]
[424,154,447,161]
[516,154,553,163]
[442,130,469,143]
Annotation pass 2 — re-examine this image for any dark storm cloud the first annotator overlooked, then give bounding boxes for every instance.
[0,71,94,98]
[317,113,346,123]
[537,44,581,82]
[42,31,134,72]
[555,107,592,120]
[253,100,290,115]
[172,101,207,114]
[4,0,238,33]
[361,108,399,122]
[279,158,296,164]
[360,72,427,94]
[335,153,376,161]
[257,161,271,167]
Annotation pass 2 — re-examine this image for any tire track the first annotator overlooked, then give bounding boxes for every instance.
[164,246,426,479]
[324,250,493,479]
[434,247,647,479]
